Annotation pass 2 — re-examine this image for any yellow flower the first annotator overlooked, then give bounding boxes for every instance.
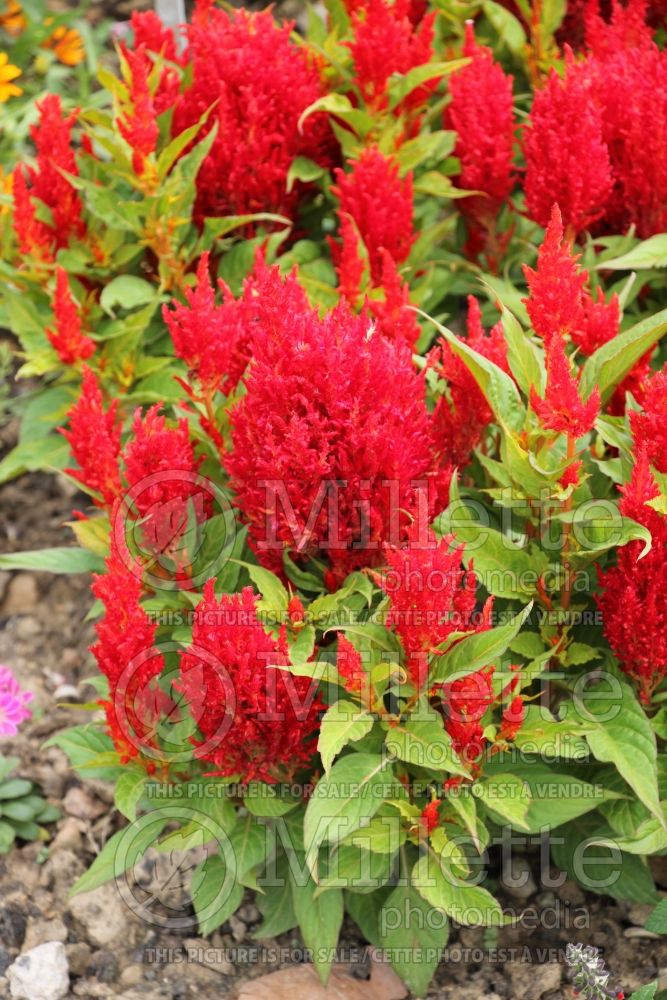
[0,50,21,102]
[0,167,13,215]
[42,25,84,67]
[0,0,26,37]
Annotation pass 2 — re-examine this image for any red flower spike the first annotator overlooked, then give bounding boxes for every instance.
[91,545,167,761]
[442,667,495,763]
[179,583,322,782]
[522,205,587,343]
[61,367,122,509]
[498,694,525,742]
[523,61,612,238]
[530,334,600,438]
[332,214,367,308]
[163,251,251,395]
[12,166,52,259]
[630,373,667,475]
[345,0,437,115]
[572,286,620,356]
[446,21,515,248]
[129,10,184,115]
[16,95,85,253]
[379,525,485,689]
[225,264,450,587]
[288,596,305,625]
[597,450,667,703]
[46,268,95,365]
[367,251,420,349]
[419,799,441,835]
[580,4,667,237]
[118,45,159,176]
[336,635,366,696]
[332,148,415,284]
[170,6,332,226]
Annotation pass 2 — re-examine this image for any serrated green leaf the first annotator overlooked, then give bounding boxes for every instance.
[318,701,374,774]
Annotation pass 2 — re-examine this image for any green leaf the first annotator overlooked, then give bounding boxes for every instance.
[235,561,289,613]
[318,701,374,774]
[378,881,448,996]
[420,311,525,431]
[291,874,344,984]
[576,683,663,826]
[645,899,667,935]
[114,769,148,822]
[501,307,544,397]
[431,603,533,684]
[297,93,373,138]
[387,60,466,109]
[600,235,667,271]
[191,854,244,936]
[579,307,667,403]
[413,854,506,927]
[385,712,470,778]
[304,754,396,874]
[627,985,657,1000]
[243,783,299,819]
[100,276,157,317]
[286,156,327,192]
[482,0,527,54]
[0,436,69,483]
[43,725,121,781]
[0,779,33,800]
[71,815,169,896]
[567,502,651,558]
[253,858,297,938]
[0,547,105,574]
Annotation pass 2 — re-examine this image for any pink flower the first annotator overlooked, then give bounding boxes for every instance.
[0,666,33,737]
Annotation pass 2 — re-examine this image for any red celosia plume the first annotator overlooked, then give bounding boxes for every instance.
[178,583,322,782]
[61,367,122,509]
[46,268,95,365]
[225,264,450,588]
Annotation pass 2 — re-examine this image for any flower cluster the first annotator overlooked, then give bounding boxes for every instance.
[524,3,667,238]
[168,4,332,224]
[118,45,159,178]
[61,367,122,509]
[12,94,84,257]
[0,665,32,738]
[46,268,94,366]
[446,22,515,262]
[91,547,167,763]
[344,0,437,117]
[225,264,449,587]
[178,583,322,782]
[379,526,483,688]
[597,448,667,704]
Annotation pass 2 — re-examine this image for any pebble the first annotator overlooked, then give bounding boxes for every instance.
[65,942,92,978]
[23,917,68,951]
[500,856,538,900]
[506,961,561,999]
[7,942,69,1000]
[69,883,129,947]
[0,903,27,950]
[50,817,84,853]
[2,574,39,616]
[624,926,661,940]
[63,786,107,820]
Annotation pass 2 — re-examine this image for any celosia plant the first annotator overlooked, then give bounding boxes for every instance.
[2,2,667,997]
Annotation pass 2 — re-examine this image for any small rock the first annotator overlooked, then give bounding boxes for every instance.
[228,914,246,942]
[50,817,84,853]
[63,786,106,820]
[506,961,561,999]
[69,883,129,947]
[0,947,11,975]
[15,619,41,641]
[0,903,27,950]
[629,903,657,926]
[8,941,69,1000]
[501,856,538,901]
[238,903,260,923]
[2,574,39,615]
[87,950,119,984]
[23,917,68,952]
[72,980,115,998]
[53,684,80,702]
[624,927,661,940]
[119,965,143,987]
[557,879,585,905]
[65,942,92,978]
